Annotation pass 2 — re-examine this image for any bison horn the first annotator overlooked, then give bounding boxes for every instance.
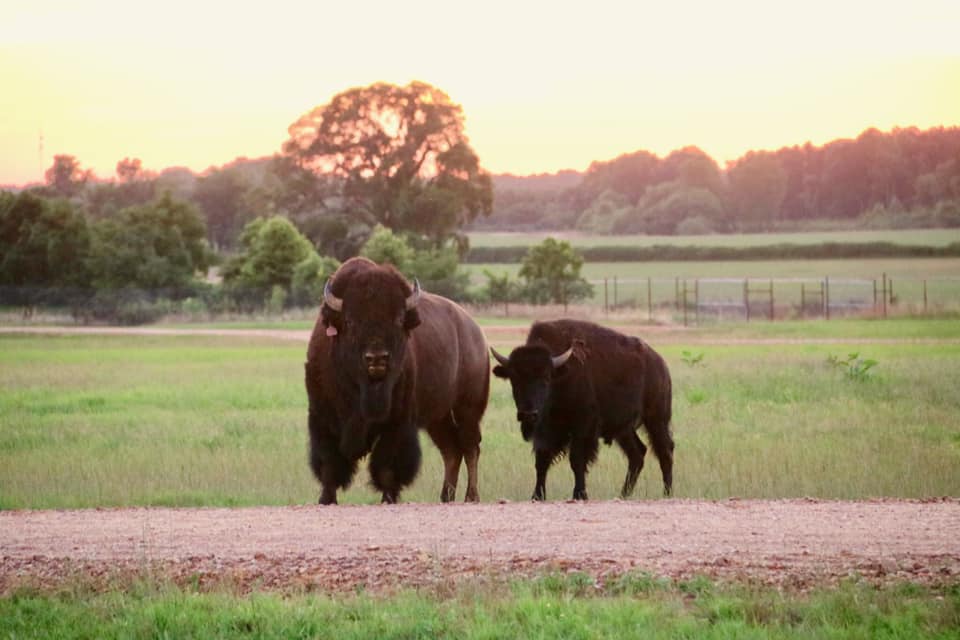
[405,278,421,311]
[552,346,574,368]
[323,279,343,312]
[490,346,510,366]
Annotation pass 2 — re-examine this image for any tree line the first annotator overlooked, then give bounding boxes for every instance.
[4,80,957,322]
[480,126,960,233]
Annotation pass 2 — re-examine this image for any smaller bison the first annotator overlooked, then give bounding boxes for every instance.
[491,319,673,500]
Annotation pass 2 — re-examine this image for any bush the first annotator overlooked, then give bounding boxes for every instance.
[290,254,340,308]
[87,289,173,325]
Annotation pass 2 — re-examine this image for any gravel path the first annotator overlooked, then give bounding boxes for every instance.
[3,499,958,593]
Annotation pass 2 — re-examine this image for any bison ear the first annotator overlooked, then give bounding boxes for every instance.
[403,308,421,332]
[321,305,343,331]
[492,365,510,379]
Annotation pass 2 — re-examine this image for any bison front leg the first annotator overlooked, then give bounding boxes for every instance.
[531,448,553,501]
[369,425,422,504]
[308,412,358,505]
[569,436,599,501]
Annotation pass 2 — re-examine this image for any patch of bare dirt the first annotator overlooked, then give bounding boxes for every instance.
[2,499,958,594]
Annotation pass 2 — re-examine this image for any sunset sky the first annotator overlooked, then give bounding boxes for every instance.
[2,0,959,186]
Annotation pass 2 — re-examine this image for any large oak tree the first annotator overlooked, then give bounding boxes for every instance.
[282,81,492,246]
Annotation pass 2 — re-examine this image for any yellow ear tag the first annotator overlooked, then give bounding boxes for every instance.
[326,326,338,337]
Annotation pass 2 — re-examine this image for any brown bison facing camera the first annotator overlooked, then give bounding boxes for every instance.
[305,257,489,504]
[491,319,674,501]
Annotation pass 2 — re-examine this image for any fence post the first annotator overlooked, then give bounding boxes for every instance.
[744,278,750,322]
[825,276,830,320]
[682,280,688,327]
[800,283,806,317]
[675,277,680,311]
[613,276,618,309]
[604,278,609,315]
[695,279,700,326]
[923,279,928,313]
[647,277,652,322]
[873,279,878,311]
[769,279,775,321]
[882,273,887,318]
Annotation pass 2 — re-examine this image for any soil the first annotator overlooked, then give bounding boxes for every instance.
[2,499,958,594]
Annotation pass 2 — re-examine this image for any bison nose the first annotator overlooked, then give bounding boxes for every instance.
[365,349,390,380]
[517,410,539,423]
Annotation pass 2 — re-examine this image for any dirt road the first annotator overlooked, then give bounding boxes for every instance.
[3,499,958,593]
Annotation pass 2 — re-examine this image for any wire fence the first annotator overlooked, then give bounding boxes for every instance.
[590,274,960,325]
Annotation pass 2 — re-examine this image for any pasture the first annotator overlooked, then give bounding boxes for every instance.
[2,320,958,636]
[2,318,959,509]
[467,228,960,249]
[469,258,960,314]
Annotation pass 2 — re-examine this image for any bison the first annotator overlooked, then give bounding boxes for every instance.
[491,319,673,501]
[305,257,489,504]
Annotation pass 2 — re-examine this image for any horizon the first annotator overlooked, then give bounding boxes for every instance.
[2,1,959,186]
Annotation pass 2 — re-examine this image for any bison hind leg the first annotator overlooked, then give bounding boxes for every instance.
[615,430,647,498]
[644,419,675,496]
[428,406,483,503]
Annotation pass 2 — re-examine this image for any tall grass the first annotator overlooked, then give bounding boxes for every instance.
[1,328,959,508]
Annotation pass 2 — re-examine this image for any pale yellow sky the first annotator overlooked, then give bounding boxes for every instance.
[2,0,959,186]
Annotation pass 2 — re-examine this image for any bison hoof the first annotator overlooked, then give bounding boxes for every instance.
[464,489,480,503]
[381,492,398,504]
[319,493,337,506]
[573,490,588,501]
[531,490,546,501]
[440,484,456,503]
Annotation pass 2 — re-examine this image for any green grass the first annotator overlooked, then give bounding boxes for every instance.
[1,576,957,639]
[469,258,960,311]
[469,257,960,281]
[2,321,959,508]
[468,229,960,248]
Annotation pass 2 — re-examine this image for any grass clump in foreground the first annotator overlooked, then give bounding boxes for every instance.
[1,574,958,639]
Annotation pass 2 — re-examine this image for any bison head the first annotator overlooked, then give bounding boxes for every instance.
[491,344,573,441]
[322,260,421,425]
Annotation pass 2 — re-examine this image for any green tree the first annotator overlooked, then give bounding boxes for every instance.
[359,225,470,300]
[290,253,341,308]
[0,192,91,301]
[518,238,593,309]
[283,81,492,245]
[86,193,210,292]
[483,269,519,315]
[359,224,415,272]
[221,216,317,303]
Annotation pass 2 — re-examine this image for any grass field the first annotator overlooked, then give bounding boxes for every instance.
[468,229,960,249]
[3,320,958,635]
[3,575,957,639]
[469,258,960,312]
[2,318,959,509]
